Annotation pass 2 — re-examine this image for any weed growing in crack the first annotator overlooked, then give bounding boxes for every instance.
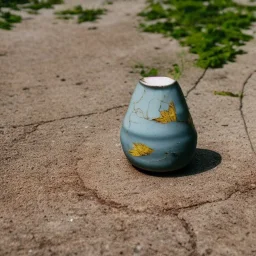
[0,0,28,10]
[55,5,106,23]
[24,0,63,10]
[141,68,158,77]
[214,91,243,98]
[134,63,159,77]
[0,11,22,29]
[169,51,186,80]
[139,0,256,68]
[0,0,63,30]
[169,63,182,80]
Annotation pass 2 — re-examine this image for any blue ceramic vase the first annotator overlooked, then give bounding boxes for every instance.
[120,77,197,172]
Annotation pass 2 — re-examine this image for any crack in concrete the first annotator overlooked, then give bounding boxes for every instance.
[3,67,255,254]
[11,125,39,143]
[185,68,208,98]
[174,186,256,256]
[76,180,256,216]
[75,170,199,255]
[102,104,128,113]
[77,184,255,255]
[239,70,256,154]
[4,104,128,140]
[74,167,141,214]
[178,216,198,256]
[71,153,255,255]
[163,185,256,215]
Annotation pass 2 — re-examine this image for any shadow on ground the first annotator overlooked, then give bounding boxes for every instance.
[137,148,222,177]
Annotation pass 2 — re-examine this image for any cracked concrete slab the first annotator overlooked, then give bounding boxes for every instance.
[75,108,256,212]
[180,189,256,256]
[1,0,256,255]
[243,72,256,153]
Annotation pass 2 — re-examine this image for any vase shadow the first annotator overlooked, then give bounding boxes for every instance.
[135,148,222,177]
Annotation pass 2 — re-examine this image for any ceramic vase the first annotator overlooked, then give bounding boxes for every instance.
[120,77,197,172]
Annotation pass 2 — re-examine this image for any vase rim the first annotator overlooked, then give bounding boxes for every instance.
[139,77,176,88]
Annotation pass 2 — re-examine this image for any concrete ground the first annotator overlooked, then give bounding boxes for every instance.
[1,0,256,255]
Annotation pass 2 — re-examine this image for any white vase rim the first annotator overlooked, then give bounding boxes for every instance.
[139,77,176,88]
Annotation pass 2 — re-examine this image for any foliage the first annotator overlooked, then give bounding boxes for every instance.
[139,0,256,68]
[24,0,63,10]
[0,0,63,10]
[169,63,182,80]
[0,0,28,10]
[0,0,63,30]
[0,11,22,29]
[141,67,158,77]
[55,5,106,23]
[0,20,11,29]
[134,63,159,77]
[214,91,243,97]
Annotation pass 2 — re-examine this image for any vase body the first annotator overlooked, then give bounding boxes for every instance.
[120,77,197,172]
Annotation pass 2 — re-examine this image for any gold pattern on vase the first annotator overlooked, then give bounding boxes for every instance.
[121,77,197,172]
[129,143,154,157]
[153,101,177,124]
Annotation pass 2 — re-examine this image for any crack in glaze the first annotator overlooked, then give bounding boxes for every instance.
[128,89,147,128]
[148,151,178,162]
[129,90,176,127]
[129,96,191,126]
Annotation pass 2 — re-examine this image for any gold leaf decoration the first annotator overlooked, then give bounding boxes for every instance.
[153,102,177,124]
[129,143,154,157]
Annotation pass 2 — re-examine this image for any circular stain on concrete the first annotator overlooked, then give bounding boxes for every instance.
[76,128,253,212]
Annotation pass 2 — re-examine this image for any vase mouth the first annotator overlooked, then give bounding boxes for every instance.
[139,76,176,88]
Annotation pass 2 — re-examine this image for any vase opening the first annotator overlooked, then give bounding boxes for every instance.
[139,77,175,88]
